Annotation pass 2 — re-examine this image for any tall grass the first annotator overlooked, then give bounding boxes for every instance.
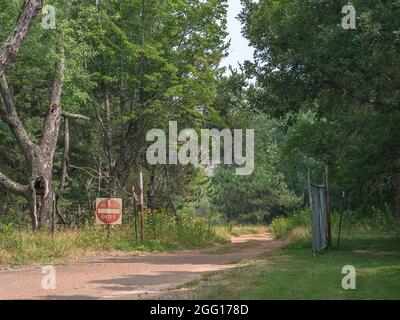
[270,207,400,242]
[269,208,311,239]
[0,210,225,267]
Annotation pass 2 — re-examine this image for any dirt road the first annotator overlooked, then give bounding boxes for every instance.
[0,234,284,300]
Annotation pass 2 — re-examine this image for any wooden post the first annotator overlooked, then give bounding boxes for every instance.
[51,193,56,237]
[307,169,312,209]
[325,164,332,246]
[132,185,138,241]
[139,170,145,244]
[106,224,110,241]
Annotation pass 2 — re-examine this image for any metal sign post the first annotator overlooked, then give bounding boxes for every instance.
[139,170,145,244]
[325,164,332,246]
[106,224,110,241]
[51,193,56,237]
[131,185,138,241]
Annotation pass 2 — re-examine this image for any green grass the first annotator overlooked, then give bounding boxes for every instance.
[0,211,232,268]
[189,232,400,300]
[176,271,220,290]
[0,213,265,268]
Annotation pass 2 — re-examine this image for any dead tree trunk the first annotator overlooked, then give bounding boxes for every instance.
[29,153,56,228]
[0,69,88,229]
[0,0,43,76]
[0,4,89,229]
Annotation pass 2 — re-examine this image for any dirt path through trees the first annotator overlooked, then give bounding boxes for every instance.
[0,233,284,300]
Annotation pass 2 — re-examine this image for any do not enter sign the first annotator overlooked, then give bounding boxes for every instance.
[95,198,123,225]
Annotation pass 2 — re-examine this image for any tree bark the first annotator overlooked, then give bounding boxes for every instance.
[26,46,65,228]
[0,0,43,76]
[0,171,29,195]
[59,117,69,194]
[0,14,88,229]
[0,0,91,229]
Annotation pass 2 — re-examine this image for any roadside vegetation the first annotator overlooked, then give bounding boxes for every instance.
[0,210,216,267]
[270,207,400,242]
[184,211,400,300]
[0,209,268,268]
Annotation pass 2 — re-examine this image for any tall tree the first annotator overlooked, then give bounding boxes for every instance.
[83,0,228,198]
[0,0,89,228]
[0,0,42,76]
[240,0,400,212]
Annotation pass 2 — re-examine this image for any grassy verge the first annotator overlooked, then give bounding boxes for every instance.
[181,210,400,300]
[0,210,264,268]
[187,232,400,300]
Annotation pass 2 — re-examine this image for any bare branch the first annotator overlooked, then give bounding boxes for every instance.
[0,0,43,76]
[62,111,90,120]
[69,165,100,179]
[0,170,28,195]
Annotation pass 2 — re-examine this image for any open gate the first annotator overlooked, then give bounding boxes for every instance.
[310,184,328,254]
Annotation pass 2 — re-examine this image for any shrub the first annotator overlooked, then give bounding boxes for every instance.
[270,209,311,239]
[143,209,218,248]
[270,206,400,243]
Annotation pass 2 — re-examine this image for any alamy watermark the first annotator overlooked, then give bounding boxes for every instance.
[146,121,254,176]
[41,5,56,30]
[341,4,357,30]
[41,266,56,290]
[341,265,356,290]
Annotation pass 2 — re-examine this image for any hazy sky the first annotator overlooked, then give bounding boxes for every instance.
[221,1,254,71]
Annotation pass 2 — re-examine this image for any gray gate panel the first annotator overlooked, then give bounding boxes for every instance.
[310,184,328,253]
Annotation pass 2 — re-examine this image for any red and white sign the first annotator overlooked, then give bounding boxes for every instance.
[95,198,123,225]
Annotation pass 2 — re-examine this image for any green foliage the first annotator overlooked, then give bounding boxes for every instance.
[0,0,230,227]
[0,222,13,235]
[241,0,400,212]
[212,112,301,223]
[0,210,222,267]
[333,207,400,235]
[270,207,400,241]
[143,209,218,248]
[1,0,399,234]
[270,208,311,239]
